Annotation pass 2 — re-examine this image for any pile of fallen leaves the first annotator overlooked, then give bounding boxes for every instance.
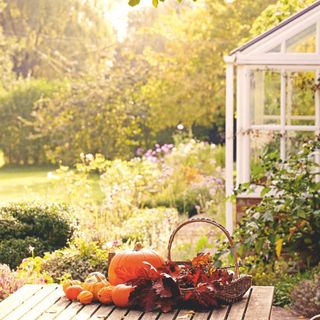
[128,253,234,312]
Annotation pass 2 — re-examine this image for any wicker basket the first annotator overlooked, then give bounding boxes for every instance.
[167,217,252,305]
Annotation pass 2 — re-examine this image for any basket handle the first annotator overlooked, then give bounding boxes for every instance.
[167,217,239,279]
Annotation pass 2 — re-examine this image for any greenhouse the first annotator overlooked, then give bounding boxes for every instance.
[225,1,320,233]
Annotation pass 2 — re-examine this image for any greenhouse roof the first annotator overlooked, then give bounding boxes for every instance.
[230,0,320,54]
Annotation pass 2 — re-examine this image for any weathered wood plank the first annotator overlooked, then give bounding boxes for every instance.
[244,286,274,320]
[71,303,101,320]
[106,307,128,320]
[192,311,211,320]
[3,285,57,320]
[0,284,42,319]
[139,311,161,320]
[124,309,144,319]
[90,305,115,320]
[54,301,84,320]
[208,305,230,320]
[226,289,251,320]
[157,309,180,319]
[37,296,71,320]
[22,286,63,320]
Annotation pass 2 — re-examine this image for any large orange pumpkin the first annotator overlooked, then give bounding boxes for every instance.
[65,285,83,301]
[98,286,114,304]
[108,245,164,285]
[112,284,134,307]
[78,290,94,305]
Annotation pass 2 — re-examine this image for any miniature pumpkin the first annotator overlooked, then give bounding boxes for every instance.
[98,286,114,304]
[78,290,94,305]
[65,285,83,301]
[108,245,164,285]
[62,280,81,294]
[92,282,108,300]
[86,272,106,282]
[112,284,134,307]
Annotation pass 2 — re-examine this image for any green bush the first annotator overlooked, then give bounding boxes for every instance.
[0,202,77,268]
[0,237,49,270]
[40,239,109,282]
[234,137,320,266]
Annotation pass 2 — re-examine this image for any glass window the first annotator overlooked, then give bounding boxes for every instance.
[286,131,315,157]
[286,71,315,125]
[268,44,281,53]
[286,24,316,53]
[250,70,281,125]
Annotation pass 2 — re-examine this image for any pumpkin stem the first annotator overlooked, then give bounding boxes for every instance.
[134,243,143,251]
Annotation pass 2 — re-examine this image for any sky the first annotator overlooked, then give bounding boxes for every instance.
[105,0,151,41]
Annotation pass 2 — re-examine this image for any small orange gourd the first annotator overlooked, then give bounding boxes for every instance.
[92,282,108,300]
[97,286,114,304]
[62,280,81,294]
[112,284,134,308]
[65,285,83,301]
[86,272,106,282]
[78,290,94,305]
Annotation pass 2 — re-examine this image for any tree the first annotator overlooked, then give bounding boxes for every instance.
[128,0,196,7]
[0,0,115,79]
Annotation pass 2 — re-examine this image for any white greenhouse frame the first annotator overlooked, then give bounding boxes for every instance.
[224,1,320,233]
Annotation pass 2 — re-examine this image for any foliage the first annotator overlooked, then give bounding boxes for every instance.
[234,138,320,266]
[39,239,111,282]
[0,79,62,165]
[128,0,196,8]
[0,201,77,268]
[0,261,50,302]
[291,271,320,317]
[0,264,24,301]
[0,0,114,79]
[250,0,315,37]
[121,208,179,255]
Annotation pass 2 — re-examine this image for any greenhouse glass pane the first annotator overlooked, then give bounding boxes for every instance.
[250,130,280,177]
[268,44,281,53]
[286,24,316,53]
[286,71,315,125]
[250,70,281,125]
[286,131,315,157]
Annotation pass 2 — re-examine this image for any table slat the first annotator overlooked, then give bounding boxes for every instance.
[22,285,63,320]
[72,303,101,320]
[124,310,144,319]
[89,305,115,320]
[139,311,161,320]
[3,285,57,320]
[106,307,128,319]
[0,284,42,319]
[37,296,71,320]
[192,311,211,320]
[226,289,251,320]
[208,305,230,320]
[54,301,84,320]
[244,286,274,320]
[157,310,180,319]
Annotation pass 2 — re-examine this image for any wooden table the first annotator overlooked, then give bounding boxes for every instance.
[0,285,274,320]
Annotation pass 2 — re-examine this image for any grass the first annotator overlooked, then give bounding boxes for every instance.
[0,165,62,205]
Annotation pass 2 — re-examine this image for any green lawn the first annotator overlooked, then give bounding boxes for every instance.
[0,165,61,205]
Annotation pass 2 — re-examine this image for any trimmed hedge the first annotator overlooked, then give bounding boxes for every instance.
[0,202,77,268]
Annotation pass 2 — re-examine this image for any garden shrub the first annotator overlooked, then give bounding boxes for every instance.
[0,201,77,268]
[40,239,110,282]
[234,137,320,266]
[291,272,320,317]
[121,207,179,255]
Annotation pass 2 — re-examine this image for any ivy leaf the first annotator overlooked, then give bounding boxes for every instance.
[275,238,283,258]
[128,0,140,6]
